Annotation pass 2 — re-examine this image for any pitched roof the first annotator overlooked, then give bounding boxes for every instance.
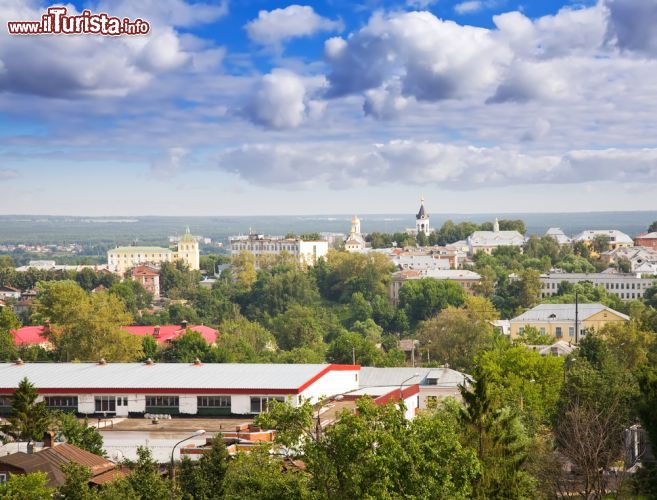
[416,203,428,220]
[572,230,633,244]
[11,325,52,346]
[467,230,525,246]
[0,444,118,487]
[510,303,629,323]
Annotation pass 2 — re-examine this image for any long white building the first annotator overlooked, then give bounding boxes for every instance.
[540,272,656,301]
[0,362,359,417]
[229,234,328,266]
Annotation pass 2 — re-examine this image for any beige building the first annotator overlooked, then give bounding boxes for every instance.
[229,233,328,266]
[389,269,481,304]
[572,229,633,254]
[509,303,629,342]
[108,228,199,274]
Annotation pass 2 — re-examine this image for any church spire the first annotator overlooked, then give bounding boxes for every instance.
[493,217,500,232]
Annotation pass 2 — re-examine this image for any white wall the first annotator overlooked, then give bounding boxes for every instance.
[179,395,197,415]
[418,386,462,410]
[78,394,95,415]
[402,392,420,420]
[128,394,145,413]
[300,368,360,404]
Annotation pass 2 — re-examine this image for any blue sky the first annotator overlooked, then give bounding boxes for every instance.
[0,0,655,216]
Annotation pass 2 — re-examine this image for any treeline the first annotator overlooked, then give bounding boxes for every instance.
[366,218,527,248]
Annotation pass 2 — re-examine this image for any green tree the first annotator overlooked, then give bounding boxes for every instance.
[123,447,173,499]
[223,446,310,500]
[649,220,657,233]
[0,472,53,499]
[58,463,97,500]
[1,377,51,442]
[160,330,210,362]
[0,306,20,361]
[142,334,159,360]
[109,280,152,314]
[418,304,495,372]
[398,278,466,324]
[230,251,257,292]
[176,435,229,500]
[54,412,105,456]
[460,371,535,498]
[271,305,323,351]
[592,234,611,254]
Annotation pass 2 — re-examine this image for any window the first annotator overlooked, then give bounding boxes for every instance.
[250,396,285,413]
[540,327,546,335]
[197,396,231,408]
[94,396,116,413]
[116,397,128,407]
[145,396,179,408]
[555,327,563,338]
[569,327,575,337]
[0,396,11,407]
[0,473,7,483]
[44,396,78,408]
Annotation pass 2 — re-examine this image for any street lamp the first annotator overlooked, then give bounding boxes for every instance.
[399,373,420,401]
[170,429,206,481]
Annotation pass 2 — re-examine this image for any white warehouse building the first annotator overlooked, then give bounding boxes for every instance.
[0,362,359,417]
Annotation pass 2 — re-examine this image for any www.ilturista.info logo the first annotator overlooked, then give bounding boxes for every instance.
[7,7,150,36]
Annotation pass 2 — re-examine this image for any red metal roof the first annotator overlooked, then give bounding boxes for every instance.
[12,324,218,346]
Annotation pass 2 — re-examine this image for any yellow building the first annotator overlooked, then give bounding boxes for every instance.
[107,228,199,274]
[509,303,629,342]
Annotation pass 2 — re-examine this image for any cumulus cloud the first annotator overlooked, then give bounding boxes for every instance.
[0,1,195,98]
[454,1,485,14]
[605,0,657,55]
[243,69,325,129]
[150,147,189,178]
[325,11,511,102]
[216,141,657,189]
[245,5,342,49]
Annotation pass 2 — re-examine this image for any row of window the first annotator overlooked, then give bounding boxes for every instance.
[518,326,576,338]
[2,395,283,414]
[543,281,651,290]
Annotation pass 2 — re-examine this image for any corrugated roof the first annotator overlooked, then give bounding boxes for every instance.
[0,363,348,392]
[510,303,629,323]
[358,367,468,389]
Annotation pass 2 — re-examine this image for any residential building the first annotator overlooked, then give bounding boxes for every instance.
[466,218,525,255]
[353,367,469,417]
[0,362,361,417]
[344,215,367,252]
[131,265,160,300]
[107,228,199,274]
[635,232,657,250]
[539,272,656,301]
[545,227,572,245]
[602,246,657,274]
[572,229,633,253]
[509,303,629,341]
[229,233,328,266]
[389,246,463,270]
[0,285,21,301]
[389,269,481,304]
[11,323,218,349]
[0,440,123,487]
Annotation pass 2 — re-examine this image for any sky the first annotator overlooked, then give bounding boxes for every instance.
[0,0,656,216]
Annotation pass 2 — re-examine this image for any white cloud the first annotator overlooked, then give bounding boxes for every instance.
[216,140,657,189]
[150,147,189,179]
[245,5,342,49]
[605,0,657,55]
[454,1,484,14]
[243,69,326,129]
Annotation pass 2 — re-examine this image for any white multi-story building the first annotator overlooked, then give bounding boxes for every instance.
[107,228,199,274]
[229,234,328,266]
[539,272,656,301]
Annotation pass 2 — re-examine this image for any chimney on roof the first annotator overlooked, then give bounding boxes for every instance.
[193,358,202,366]
[15,358,23,365]
[98,358,107,365]
[44,320,51,334]
[153,326,161,338]
[181,320,188,330]
[43,431,55,448]
[145,358,154,365]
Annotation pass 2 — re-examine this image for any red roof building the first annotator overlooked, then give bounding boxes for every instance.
[11,323,218,348]
[131,265,160,300]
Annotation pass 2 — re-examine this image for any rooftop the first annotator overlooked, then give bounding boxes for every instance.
[572,230,633,244]
[510,303,629,323]
[0,363,357,393]
[109,246,172,253]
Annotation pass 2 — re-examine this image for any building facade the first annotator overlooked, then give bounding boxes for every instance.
[635,232,657,250]
[572,229,633,252]
[466,218,525,255]
[229,234,328,266]
[131,265,160,300]
[509,303,629,341]
[107,228,199,274]
[344,215,367,252]
[539,272,656,301]
[0,362,359,418]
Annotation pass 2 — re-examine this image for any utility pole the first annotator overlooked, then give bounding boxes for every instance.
[575,290,579,345]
